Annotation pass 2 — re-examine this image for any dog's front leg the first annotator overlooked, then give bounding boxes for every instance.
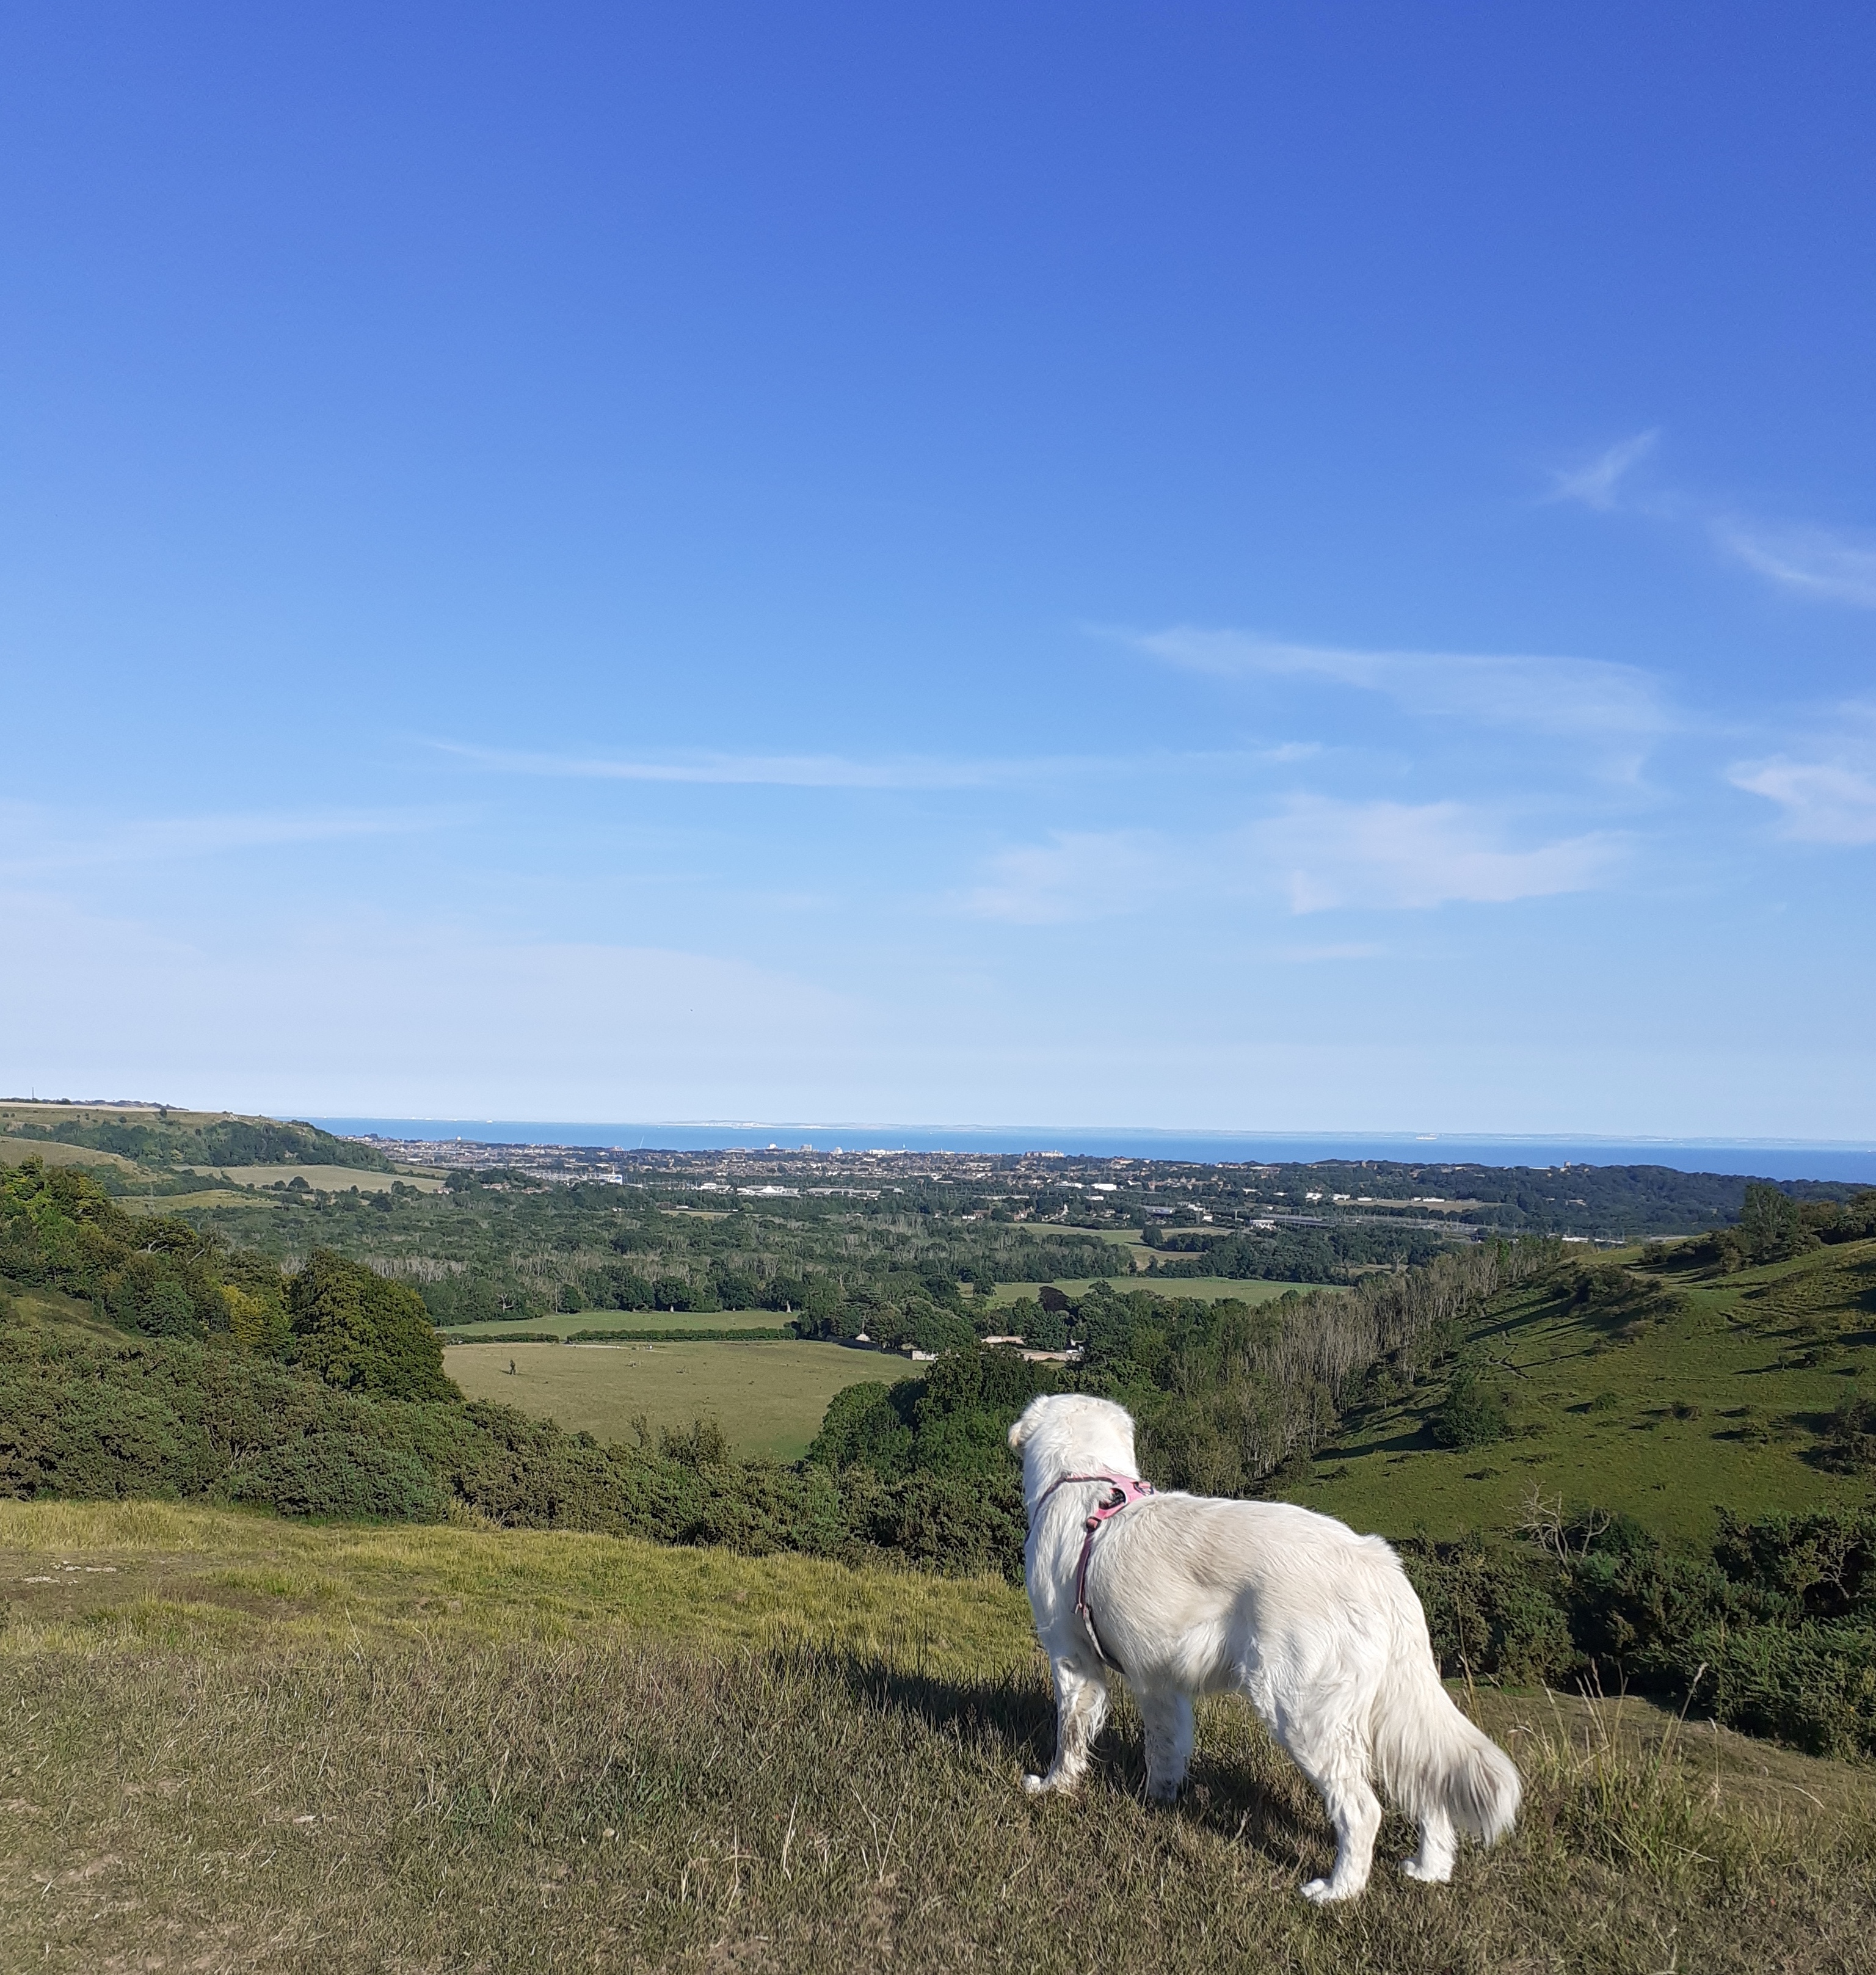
[1023,1659,1109,1796]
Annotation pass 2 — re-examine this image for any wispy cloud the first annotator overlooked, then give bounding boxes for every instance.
[1271,940,1385,962]
[1549,429,1660,511]
[1248,796,1622,912]
[0,805,438,875]
[1137,627,1673,739]
[435,739,1324,791]
[1545,430,1876,612]
[1711,521,1876,609]
[958,799,1623,924]
[434,741,1014,790]
[959,831,1166,924]
[1728,755,1876,844]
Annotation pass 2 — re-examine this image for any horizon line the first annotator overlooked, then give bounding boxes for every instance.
[303,1116,1876,1152]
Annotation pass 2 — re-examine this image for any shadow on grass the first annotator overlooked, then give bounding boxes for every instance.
[820,1648,1328,1868]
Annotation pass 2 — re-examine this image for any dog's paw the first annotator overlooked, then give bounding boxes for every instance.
[1022,1772,1048,1796]
[1299,1877,1358,1905]
[1400,1856,1452,1884]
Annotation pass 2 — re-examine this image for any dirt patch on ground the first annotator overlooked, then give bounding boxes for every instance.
[0,1551,314,1630]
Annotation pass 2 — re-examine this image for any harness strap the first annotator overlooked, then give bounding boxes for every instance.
[1036,1471,1154,1673]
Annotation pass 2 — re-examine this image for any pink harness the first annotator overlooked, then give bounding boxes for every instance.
[1035,1471,1155,1672]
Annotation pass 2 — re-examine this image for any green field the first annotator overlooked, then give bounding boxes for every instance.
[438,1307,792,1340]
[198,1162,446,1193]
[1299,1238,1876,1543]
[445,1339,903,1458]
[2,1500,1868,1975]
[0,1133,142,1172]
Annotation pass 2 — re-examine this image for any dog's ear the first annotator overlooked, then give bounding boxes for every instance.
[1007,1397,1041,1452]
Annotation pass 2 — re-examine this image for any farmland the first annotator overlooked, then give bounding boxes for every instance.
[445,1337,902,1460]
[437,1307,793,1339]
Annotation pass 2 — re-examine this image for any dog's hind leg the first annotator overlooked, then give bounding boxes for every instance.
[1137,1687,1195,1803]
[1023,1659,1110,1797]
[1402,1806,1455,1883]
[1273,1719,1383,1904]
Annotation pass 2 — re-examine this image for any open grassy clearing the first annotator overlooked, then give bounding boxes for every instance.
[1300,1240,1876,1543]
[437,1308,794,1340]
[189,1162,446,1193]
[2,1502,1869,1975]
[122,1187,264,1212]
[0,1133,141,1172]
[444,1339,903,1460]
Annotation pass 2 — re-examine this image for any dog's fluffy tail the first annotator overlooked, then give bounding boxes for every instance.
[1369,1562,1522,1844]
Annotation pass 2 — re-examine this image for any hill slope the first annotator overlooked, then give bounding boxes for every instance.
[1296,1237,1876,1543]
[0,1100,391,1174]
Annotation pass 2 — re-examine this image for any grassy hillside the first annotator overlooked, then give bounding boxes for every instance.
[1297,1237,1876,1543]
[3,1499,1871,1975]
[0,1100,393,1173]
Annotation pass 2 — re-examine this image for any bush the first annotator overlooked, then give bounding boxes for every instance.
[1397,1536,1579,1685]
[1820,1392,1876,1474]
[1681,1619,1876,1759]
[846,1467,1030,1579]
[225,1432,449,1522]
[1430,1368,1510,1449]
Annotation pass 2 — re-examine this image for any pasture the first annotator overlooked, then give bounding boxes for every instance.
[1301,1238,1876,1543]
[445,1339,903,1459]
[0,1133,141,1173]
[203,1162,447,1193]
[438,1308,793,1340]
[2,1500,1869,1974]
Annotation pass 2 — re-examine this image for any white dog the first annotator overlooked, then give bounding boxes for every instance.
[1009,1393,1521,1902]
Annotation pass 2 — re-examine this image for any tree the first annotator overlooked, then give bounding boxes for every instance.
[1733,1182,1814,1266]
[287,1251,457,1402]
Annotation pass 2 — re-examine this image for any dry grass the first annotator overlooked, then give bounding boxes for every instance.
[1,1503,1871,1973]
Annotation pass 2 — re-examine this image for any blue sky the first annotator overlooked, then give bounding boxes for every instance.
[4,4,1874,1135]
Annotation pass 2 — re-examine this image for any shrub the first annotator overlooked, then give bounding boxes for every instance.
[1820,1392,1876,1474]
[846,1467,1030,1579]
[658,1416,731,1469]
[1430,1367,1510,1449]
[1397,1536,1579,1685]
[225,1432,448,1522]
[1679,1619,1876,1759]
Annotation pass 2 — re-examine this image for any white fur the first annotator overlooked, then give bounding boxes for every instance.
[1008,1393,1521,1902]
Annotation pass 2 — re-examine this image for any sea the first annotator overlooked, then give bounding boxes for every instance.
[308,1119,1876,1185]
